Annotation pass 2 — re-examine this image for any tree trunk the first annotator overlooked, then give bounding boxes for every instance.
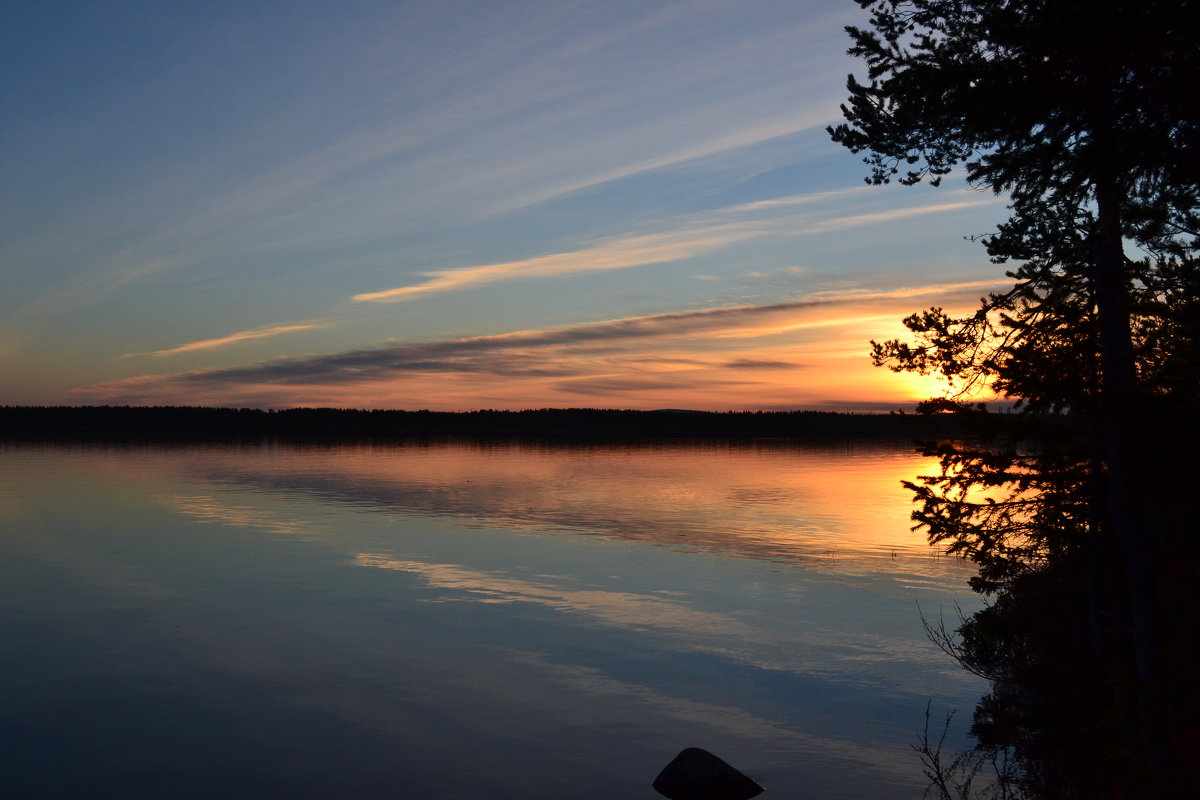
[1092,176,1162,776]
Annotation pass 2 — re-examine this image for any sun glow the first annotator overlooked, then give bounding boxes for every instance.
[886,369,957,403]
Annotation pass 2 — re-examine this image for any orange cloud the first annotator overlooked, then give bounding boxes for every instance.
[72,279,1002,411]
[125,322,323,358]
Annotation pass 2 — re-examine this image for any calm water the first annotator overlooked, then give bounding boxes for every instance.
[0,440,985,799]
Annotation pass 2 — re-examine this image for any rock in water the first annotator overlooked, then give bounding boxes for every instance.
[652,747,765,800]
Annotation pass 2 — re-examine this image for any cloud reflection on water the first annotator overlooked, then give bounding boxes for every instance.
[354,552,760,636]
[164,494,316,537]
[510,651,920,781]
[351,552,964,686]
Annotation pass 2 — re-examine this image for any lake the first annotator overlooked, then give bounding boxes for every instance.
[0,440,985,799]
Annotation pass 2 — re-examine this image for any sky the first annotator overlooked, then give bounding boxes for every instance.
[2,0,1013,411]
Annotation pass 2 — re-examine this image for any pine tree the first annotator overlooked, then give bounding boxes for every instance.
[830,1,1199,793]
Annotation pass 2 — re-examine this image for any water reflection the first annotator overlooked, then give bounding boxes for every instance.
[166,494,317,537]
[0,441,984,799]
[156,440,969,573]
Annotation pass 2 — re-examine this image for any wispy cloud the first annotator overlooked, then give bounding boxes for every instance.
[492,111,839,216]
[805,279,1001,302]
[799,198,995,234]
[184,300,844,385]
[353,190,1001,304]
[716,186,873,216]
[724,358,797,369]
[124,322,324,358]
[353,227,761,303]
[72,278,1005,406]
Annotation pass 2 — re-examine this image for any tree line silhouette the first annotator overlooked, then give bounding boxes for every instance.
[0,405,978,441]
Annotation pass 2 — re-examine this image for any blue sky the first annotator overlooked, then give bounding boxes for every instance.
[2,0,1010,410]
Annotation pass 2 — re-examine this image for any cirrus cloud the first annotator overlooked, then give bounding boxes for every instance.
[123,322,325,358]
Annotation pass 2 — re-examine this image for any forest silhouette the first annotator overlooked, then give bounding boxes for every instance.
[0,405,976,441]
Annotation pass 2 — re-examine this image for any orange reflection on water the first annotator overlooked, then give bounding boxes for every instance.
[159,440,965,577]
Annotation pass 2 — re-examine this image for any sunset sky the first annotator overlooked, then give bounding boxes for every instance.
[2,0,1012,411]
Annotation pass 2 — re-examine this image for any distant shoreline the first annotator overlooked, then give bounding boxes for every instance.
[0,405,975,442]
